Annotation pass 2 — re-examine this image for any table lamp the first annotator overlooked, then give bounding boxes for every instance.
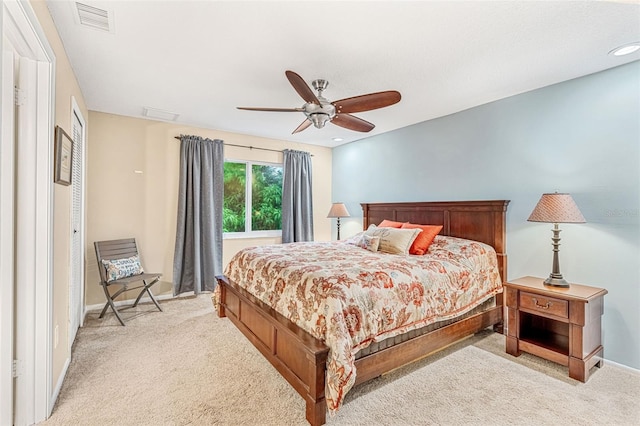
[327,203,350,240]
[528,192,586,287]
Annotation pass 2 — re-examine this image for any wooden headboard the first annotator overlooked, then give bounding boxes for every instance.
[361,200,510,282]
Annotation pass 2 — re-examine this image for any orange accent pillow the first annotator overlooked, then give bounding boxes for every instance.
[401,223,443,255]
[378,219,406,228]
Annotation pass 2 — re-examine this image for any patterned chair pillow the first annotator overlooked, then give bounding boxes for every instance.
[101,255,144,283]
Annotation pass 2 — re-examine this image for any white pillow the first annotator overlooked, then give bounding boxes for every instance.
[356,234,380,252]
[365,225,422,255]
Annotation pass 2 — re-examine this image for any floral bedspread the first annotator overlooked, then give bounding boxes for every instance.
[220,235,502,413]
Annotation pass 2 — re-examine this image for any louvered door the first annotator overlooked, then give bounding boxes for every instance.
[69,107,85,343]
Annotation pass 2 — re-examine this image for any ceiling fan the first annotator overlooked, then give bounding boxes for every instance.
[237,70,401,134]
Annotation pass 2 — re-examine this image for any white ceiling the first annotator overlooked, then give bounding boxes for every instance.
[46,0,640,148]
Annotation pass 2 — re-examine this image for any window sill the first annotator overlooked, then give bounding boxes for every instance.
[223,231,282,240]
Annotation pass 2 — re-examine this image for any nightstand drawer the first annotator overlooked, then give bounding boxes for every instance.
[520,291,568,318]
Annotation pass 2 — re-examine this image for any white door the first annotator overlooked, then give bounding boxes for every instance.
[69,103,85,343]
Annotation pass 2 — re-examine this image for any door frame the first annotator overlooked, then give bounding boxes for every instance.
[0,29,17,426]
[1,1,56,424]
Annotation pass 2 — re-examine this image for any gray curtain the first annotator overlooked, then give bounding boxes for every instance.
[282,149,314,243]
[173,135,224,295]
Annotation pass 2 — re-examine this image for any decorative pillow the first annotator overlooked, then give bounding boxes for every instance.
[378,219,406,228]
[101,255,144,283]
[365,225,422,255]
[356,234,380,252]
[401,223,444,255]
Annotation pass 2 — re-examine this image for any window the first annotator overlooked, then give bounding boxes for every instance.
[223,160,283,236]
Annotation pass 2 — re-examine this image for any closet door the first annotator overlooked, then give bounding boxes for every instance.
[69,104,85,343]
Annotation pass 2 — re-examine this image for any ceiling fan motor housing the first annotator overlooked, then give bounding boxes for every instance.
[304,95,336,128]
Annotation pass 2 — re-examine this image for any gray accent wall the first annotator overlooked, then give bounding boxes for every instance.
[332,61,640,370]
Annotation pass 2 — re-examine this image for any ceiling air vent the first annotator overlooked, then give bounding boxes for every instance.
[143,107,180,122]
[75,2,112,32]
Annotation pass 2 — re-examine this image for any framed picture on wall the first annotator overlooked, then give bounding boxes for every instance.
[54,125,73,186]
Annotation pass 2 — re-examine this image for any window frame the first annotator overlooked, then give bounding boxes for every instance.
[223,158,283,239]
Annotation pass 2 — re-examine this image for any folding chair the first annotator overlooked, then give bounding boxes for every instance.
[94,238,163,326]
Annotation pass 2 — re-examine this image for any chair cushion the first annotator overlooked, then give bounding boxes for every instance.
[101,255,144,283]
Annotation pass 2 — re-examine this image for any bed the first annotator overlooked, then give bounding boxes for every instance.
[215,200,509,425]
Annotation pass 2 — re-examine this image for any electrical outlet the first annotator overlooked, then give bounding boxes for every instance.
[54,324,59,348]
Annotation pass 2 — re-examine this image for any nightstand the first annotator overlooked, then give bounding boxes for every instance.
[504,276,607,382]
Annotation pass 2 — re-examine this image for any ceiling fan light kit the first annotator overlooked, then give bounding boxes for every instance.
[310,113,332,129]
[237,70,401,134]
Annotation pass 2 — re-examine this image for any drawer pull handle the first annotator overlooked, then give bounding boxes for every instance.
[532,298,551,309]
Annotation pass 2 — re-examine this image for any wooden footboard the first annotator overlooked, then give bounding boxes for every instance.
[216,275,330,426]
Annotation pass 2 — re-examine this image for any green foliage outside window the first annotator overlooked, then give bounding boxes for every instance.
[251,165,283,231]
[223,161,282,233]
[223,162,246,232]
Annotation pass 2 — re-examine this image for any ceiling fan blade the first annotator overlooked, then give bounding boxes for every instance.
[285,70,320,105]
[333,90,401,114]
[331,114,375,132]
[292,119,312,134]
[237,107,303,112]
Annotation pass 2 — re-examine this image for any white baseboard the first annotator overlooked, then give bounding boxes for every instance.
[605,358,640,375]
[49,356,70,417]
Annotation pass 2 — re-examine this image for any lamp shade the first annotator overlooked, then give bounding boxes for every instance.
[528,193,586,223]
[327,203,350,218]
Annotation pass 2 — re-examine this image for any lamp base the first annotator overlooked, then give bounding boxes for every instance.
[543,276,570,287]
[543,224,570,288]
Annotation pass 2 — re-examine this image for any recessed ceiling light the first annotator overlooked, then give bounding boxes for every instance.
[609,43,640,56]
[332,137,343,142]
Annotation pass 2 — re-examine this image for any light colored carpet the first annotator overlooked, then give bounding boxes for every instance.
[40,296,639,426]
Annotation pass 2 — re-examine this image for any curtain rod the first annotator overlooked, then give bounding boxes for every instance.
[173,136,312,156]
